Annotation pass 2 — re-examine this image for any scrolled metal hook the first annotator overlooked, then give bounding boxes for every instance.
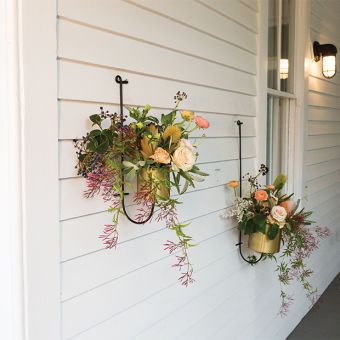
[115,74,155,224]
[115,75,128,85]
[235,120,263,264]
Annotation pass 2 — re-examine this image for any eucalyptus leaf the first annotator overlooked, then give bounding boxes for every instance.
[191,175,205,182]
[181,180,189,194]
[122,161,138,170]
[172,172,180,194]
[180,171,194,186]
[125,169,136,181]
[190,168,209,176]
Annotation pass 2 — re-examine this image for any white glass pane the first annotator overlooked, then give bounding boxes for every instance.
[280,0,294,92]
[268,0,278,89]
[266,95,290,184]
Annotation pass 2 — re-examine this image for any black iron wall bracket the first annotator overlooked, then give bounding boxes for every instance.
[115,75,155,224]
[235,120,263,265]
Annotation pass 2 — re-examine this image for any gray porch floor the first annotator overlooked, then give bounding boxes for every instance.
[287,273,340,340]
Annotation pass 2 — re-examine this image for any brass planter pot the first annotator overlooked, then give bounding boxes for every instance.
[138,168,170,200]
[248,227,282,254]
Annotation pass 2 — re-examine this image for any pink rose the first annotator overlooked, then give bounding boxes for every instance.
[195,116,209,129]
[280,200,295,217]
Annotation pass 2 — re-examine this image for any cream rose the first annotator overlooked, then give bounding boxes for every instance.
[180,139,195,151]
[271,205,287,222]
[172,140,196,172]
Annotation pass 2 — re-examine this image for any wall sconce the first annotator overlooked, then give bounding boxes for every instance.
[313,41,337,79]
[280,59,289,79]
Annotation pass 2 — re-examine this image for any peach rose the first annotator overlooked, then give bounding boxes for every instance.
[271,206,287,223]
[280,200,295,217]
[194,116,210,129]
[267,214,286,229]
[267,184,275,191]
[255,190,268,201]
[150,147,170,164]
[227,180,239,188]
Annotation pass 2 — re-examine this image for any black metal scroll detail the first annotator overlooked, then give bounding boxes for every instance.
[235,120,263,264]
[115,75,155,224]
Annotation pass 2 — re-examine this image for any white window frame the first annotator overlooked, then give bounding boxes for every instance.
[257,0,310,198]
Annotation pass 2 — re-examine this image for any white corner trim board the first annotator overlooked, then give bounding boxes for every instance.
[0,0,60,339]
[20,0,60,338]
[0,0,25,339]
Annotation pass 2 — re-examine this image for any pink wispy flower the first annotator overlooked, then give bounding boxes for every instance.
[99,224,119,249]
[84,168,119,203]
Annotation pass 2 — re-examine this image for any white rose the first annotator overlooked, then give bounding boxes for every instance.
[271,206,287,222]
[172,140,196,172]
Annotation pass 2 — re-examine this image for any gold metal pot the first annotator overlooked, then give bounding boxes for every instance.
[248,226,282,254]
[137,168,170,200]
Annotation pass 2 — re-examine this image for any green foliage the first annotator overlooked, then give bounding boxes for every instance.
[89,114,102,126]
[87,129,110,154]
[273,173,287,191]
[75,92,209,287]
[278,193,294,203]
[229,165,330,316]
[190,165,209,177]
[161,110,176,126]
[244,219,255,235]
[180,170,195,188]
[253,214,267,233]
[267,224,280,240]
[238,215,246,231]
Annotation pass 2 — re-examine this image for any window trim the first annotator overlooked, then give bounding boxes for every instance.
[257,0,310,198]
[267,88,296,99]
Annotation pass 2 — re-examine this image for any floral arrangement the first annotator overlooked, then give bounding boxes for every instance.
[74,92,209,286]
[227,165,330,316]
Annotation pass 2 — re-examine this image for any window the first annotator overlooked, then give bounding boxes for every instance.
[266,0,296,185]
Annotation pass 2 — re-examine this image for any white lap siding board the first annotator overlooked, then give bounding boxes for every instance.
[307,0,340,276]
[259,2,340,339]
[306,0,340,295]
[56,1,337,339]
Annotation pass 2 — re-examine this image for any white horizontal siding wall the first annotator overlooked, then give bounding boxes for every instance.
[297,0,340,334]
[266,2,340,339]
[57,1,259,339]
[307,0,340,273]
[56,1,339,339]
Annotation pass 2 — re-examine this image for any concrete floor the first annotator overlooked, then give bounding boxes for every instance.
[287,273,340,340]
